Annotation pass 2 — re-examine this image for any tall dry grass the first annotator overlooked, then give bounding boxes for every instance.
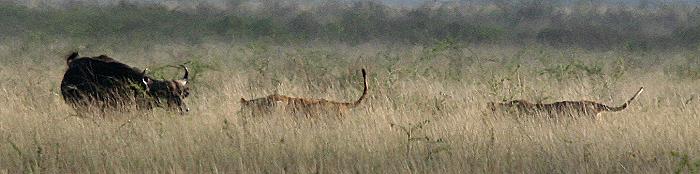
[0,40,699,173]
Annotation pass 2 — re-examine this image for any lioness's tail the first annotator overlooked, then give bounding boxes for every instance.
[348,69,368,108]
[605,87,644,112]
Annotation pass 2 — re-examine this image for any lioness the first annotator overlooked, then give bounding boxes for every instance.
[487,87,644,119]
[240,69,368,117]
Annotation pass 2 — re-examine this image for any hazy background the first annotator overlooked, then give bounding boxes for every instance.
[3,0,700,49]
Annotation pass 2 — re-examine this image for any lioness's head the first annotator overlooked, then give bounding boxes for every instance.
[487,100,533,112]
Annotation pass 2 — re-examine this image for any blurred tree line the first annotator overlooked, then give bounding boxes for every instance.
[2,0,700,50]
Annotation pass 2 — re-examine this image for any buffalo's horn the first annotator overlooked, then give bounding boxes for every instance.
[141,68,149,89]
[66,52,79,65]
[180,65,189,82]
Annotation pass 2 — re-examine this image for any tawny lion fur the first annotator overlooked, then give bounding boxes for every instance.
[240,69,368,117]
[487,87,644,119]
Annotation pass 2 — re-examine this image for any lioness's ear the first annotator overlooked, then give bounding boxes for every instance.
[486,102,496,108]
[240,98,247,103]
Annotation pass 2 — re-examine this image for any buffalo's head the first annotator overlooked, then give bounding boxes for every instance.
[142,65,191,113]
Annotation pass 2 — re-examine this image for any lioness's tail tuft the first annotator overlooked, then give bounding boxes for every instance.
[606,87,644,112]
[350,68,368,107]
[626,87,644,105]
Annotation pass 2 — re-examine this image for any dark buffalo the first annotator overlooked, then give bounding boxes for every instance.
[60,52,190,113]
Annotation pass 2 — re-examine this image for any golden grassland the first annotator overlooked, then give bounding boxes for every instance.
[1,41,699,173]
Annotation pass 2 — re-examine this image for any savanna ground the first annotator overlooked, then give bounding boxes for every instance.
[2,40,700,173]
[2,1,700,173]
